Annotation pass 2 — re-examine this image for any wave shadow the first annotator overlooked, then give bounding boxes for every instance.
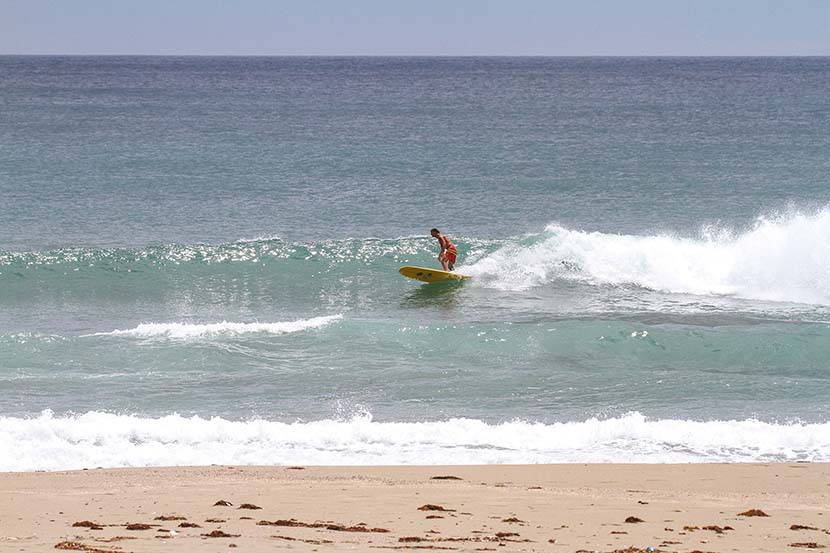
[400,280,466,310]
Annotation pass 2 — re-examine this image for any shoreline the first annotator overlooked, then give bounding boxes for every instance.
[1,463,827,552]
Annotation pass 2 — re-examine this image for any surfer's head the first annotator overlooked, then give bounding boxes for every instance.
[430,228,440,237]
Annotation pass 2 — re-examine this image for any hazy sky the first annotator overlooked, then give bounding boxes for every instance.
[2,0,828,56]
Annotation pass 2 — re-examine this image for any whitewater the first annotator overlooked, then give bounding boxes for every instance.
[2,411,829,472]
[88,315,343,339]
[466,209,830,306]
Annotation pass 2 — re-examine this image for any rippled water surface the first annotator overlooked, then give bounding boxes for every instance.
[2,57,830,469]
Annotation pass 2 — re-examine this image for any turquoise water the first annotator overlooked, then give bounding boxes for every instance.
[1,57,830,469]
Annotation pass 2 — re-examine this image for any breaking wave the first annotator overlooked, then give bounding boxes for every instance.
[467,209,830,305]
[88,315,343,339]
[2,411,828,471]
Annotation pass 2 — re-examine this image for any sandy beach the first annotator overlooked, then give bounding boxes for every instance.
[0,463,827,552]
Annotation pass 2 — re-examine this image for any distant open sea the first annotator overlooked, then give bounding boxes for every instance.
[2,56,830,470]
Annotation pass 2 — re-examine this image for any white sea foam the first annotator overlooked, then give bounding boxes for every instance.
[91,315,342,339]
[1,411,828,471]
[466,209,830,305]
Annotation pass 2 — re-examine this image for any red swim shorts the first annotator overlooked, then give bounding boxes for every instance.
[442,249,457,265]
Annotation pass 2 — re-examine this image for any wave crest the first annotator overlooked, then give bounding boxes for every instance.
[466,209,830,305]
[89,315,342,339]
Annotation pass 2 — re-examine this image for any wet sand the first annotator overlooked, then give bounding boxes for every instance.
[0,463,828,552]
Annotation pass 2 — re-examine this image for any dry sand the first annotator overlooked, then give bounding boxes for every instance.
[0,463,828,552]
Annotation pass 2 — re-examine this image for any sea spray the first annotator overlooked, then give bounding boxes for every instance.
[466,209,830,305]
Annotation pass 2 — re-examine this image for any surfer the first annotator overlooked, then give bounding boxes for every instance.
[430,228,457,271]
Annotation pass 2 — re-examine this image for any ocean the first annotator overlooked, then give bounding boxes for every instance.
[2,56,830,471]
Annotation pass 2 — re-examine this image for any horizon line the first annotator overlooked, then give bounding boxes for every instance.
[2,53,829,58]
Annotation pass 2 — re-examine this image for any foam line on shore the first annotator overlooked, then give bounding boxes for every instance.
[2,411,828,471]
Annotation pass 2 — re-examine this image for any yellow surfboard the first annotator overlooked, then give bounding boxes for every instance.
[399,266,469,283]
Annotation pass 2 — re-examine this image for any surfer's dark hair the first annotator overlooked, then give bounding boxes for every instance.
[430,228,440,234]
